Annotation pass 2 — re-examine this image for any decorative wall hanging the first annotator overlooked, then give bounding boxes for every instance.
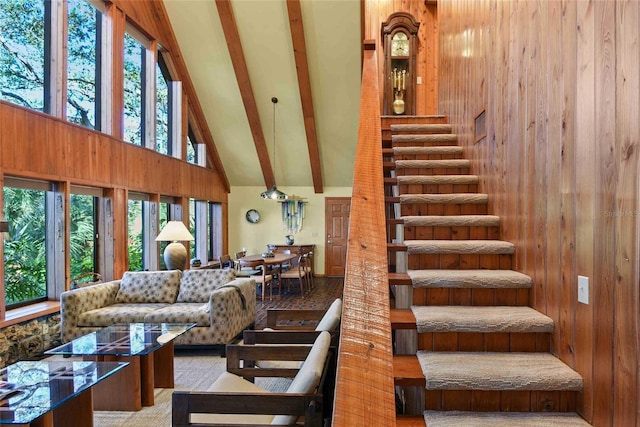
[279,196,307,234]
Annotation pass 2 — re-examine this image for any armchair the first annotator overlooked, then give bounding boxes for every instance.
[171,331,333,426]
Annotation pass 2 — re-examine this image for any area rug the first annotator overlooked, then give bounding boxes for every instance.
[88,349,290,427]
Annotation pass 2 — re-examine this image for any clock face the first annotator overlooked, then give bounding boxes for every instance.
[391,32,409,56]
[245,209,260,224]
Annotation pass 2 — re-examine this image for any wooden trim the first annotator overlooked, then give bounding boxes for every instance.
[215,0,275,189]
[286,0,323,194]
[333,42,396,426]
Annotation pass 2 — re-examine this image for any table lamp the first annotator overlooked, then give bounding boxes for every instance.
[155,221,194,270]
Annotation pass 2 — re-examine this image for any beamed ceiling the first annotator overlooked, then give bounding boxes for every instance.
[162,0,363,192]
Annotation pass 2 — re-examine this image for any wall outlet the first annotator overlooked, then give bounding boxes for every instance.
[417,76,423,85]
[578,275,589,304]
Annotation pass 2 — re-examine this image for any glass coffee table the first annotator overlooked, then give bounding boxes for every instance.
[0,360,127,426]
[45,323,195,411]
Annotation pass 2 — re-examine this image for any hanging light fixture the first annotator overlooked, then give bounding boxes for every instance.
[260,97,288,201]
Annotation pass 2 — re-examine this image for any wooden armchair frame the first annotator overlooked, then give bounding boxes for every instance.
[172,343,335,427]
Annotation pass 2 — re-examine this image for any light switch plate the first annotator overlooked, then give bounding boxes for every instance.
[578,275,589,304]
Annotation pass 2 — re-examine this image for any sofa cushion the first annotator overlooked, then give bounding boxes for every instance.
[77,303,169,327]
[143,303,211,326]
[115,270,182,304]
[176,269,236,303]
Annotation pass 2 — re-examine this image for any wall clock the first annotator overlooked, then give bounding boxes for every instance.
[245,209,261,224]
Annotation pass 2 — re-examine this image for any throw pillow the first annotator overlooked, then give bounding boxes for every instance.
[115,270,182,304]
[177,269,237,303]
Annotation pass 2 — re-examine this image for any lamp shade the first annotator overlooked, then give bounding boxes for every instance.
[260,186,288,201]
[155,221,194,242]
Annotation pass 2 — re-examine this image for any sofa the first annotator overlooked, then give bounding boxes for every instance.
[60,269,256,346]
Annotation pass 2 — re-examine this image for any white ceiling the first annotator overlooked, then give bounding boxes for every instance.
[162,0,362,190]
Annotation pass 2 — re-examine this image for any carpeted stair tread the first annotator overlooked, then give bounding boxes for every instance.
[403,215,500,227]
[406,240,515,255]
[393,146,463,155]
[392,134,458,145]
[394,159,470,169]
[423,411,591,427]
[411,306,554,333]
[408,269,532,289]
[390,124,452,133]
[399,193,488,204]
[416,351,583,391]
[396,175,479,185]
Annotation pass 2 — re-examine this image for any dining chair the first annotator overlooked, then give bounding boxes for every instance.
[279,254,307,297]
[218,254,233,269]
[239,258,274,302]
[301,251,314,292]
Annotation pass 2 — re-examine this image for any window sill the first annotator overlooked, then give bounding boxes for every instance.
[0,301,60,328]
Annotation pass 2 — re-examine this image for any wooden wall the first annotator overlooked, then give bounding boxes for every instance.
[363,0,438,115]
[437,0,639,425]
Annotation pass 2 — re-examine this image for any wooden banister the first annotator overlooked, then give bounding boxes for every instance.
[332,41,396,426]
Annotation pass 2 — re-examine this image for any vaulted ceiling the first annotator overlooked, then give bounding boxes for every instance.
[162,0,363,192]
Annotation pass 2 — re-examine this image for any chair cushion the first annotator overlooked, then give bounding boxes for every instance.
[315,298,343,332]
[177,269,236,303]
[189,372,275,425]
[271,331,331,425]
[115,270,182,303]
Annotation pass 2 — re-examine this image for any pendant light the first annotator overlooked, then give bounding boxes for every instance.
[260,97,288,201]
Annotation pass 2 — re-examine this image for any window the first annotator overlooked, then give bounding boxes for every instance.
[0,0,46,112]
[127,197,144,270]
[156,61,169,155]
[66,0,100,129]
[158,200,170,269]
[3,180,51,307]
[69,187,100,280]
[187,123,206,166]
[123,31,145,145]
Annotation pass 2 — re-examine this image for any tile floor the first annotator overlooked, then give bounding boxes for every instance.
[254,276,344,329]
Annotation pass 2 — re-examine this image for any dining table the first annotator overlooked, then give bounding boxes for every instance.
[242,252,297,266]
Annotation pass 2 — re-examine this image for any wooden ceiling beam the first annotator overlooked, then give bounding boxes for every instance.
[286,0,323,193]
[215,0,275,189]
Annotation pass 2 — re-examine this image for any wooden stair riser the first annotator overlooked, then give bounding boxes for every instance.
[394,166,470,176]
[413,288,530,308]
[403,225,500,241]
[423,390,578,413]
[399,204,488,217]
[417,332,551,353]
[407,253,514,270]
[390,124,453,134]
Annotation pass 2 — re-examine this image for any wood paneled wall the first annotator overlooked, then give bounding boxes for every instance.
[437,1,640,425]
[363,0,438,115]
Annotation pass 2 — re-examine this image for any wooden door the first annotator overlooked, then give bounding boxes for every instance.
[325,197,351,276]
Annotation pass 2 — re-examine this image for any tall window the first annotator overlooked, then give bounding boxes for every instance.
[158,200,170,269]
[3,183,49,307]
[156,61,169,155]
[123,31,144,145]
[66,0,99,129]
[127,198,143,270]
[69,192,97,280]
[0,0,46,112]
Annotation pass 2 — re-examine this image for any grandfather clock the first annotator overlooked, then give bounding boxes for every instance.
[382,12,420,115]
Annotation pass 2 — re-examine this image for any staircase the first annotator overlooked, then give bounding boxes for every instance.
[384,117,591,427]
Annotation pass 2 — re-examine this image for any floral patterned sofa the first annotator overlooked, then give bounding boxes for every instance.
[60,269,256,346]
